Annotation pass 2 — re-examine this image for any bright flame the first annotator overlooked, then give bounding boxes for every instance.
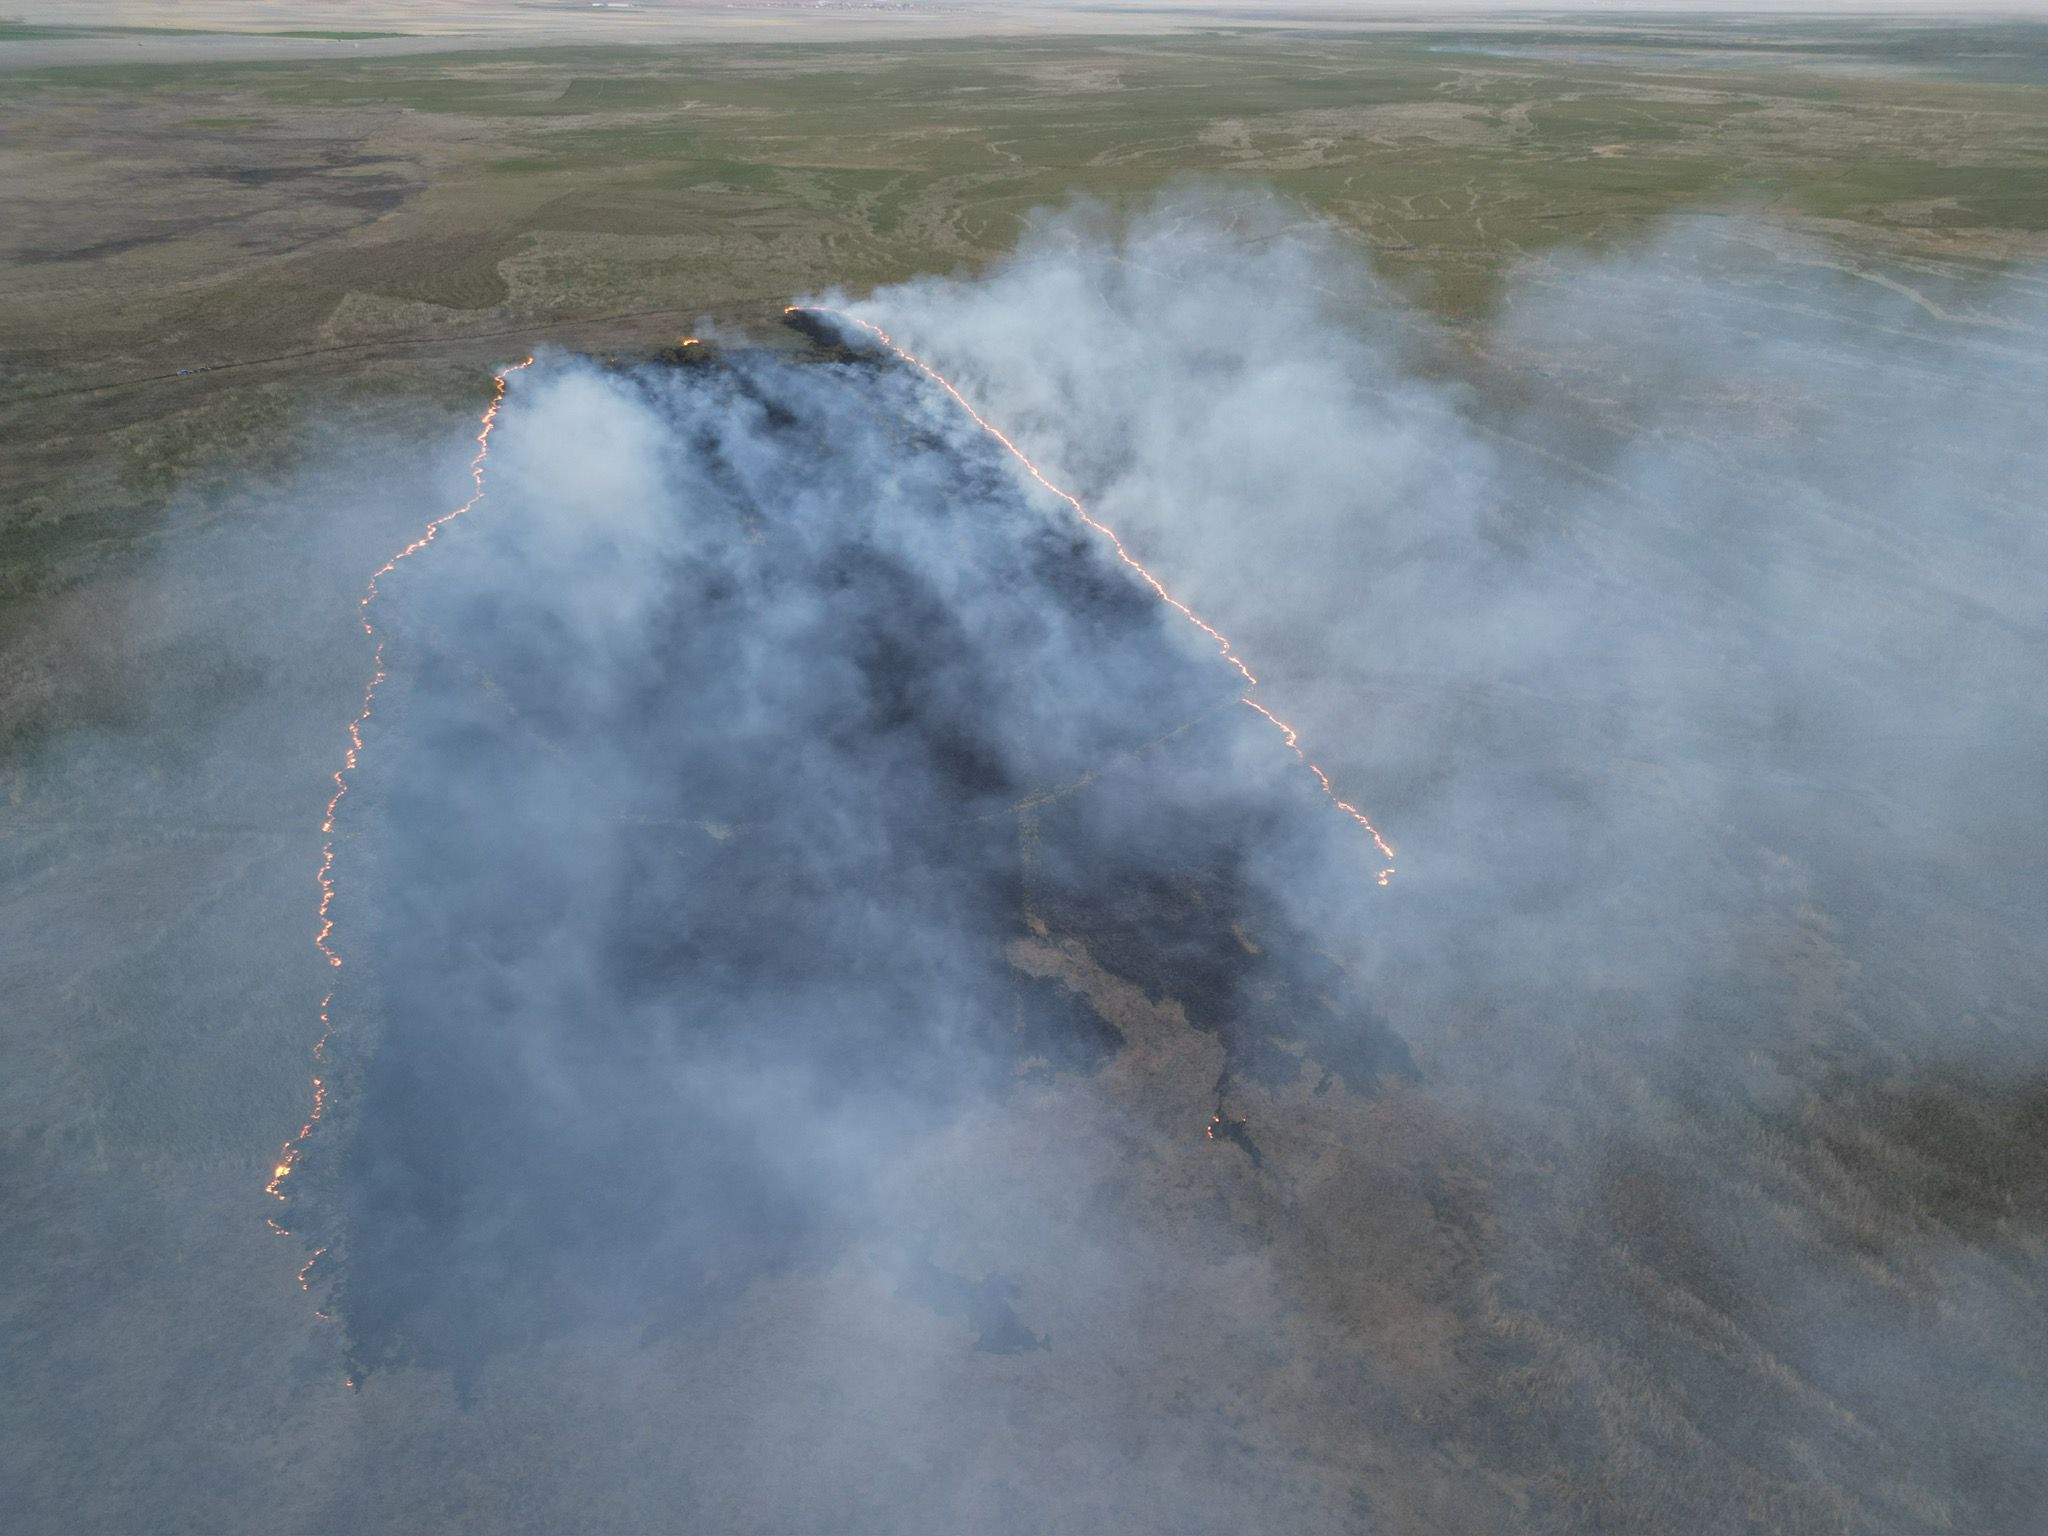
[268,358,533,1262]
[787,306,1395,884]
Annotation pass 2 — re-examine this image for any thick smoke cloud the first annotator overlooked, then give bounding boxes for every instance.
[325,333,1411,1403]
[267,194,2046,1530]
[842,198,2048,1074]
[816,195,2048,1529]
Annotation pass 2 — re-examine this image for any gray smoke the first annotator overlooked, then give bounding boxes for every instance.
[7,191,2045,1535]
[321,327,1410,1409]
[312,195,2048,1528]
[837,197,2048,1079]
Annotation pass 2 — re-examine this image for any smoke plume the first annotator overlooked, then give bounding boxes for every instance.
[9,191,2045,1534]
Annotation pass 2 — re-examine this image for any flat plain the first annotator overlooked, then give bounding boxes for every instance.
[8,14,2047,597]
[4,12,2047,1535]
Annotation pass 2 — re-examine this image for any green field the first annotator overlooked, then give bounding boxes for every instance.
[5,21,2046,606]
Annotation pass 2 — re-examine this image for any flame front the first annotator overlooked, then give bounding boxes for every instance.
[788,306,1395,884]
[263,313,1392,1287]
[268,357,533,1255]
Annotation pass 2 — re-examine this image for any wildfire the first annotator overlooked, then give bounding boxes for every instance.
[786,305,1395,884]
[315,357,535,960]
[268,358,533,1260]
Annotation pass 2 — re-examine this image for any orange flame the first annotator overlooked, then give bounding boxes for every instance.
[269,358,533,1255]
[787,306,1395,884]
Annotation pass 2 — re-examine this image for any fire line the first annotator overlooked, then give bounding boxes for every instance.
[786,305,1395,885]
[267,357,534,1244]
